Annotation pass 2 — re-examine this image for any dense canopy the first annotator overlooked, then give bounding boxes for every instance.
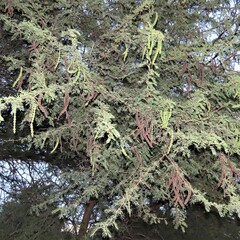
[0,0,240,238]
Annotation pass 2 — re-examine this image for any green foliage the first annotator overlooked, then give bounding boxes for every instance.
[0,0,240,238]
[0,185,67,240]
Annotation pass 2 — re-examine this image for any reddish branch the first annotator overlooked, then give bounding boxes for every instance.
[37,94,48,118]
[217,153,240,195]
[198,64,205,82]
[167,158,192,207]
[28,41,40,53]
[181,61,189,74]
[135,111,155,148]
[4,0,14,17]
[58,91,71,123]
[86,89,99,103]
[133,146,142,168]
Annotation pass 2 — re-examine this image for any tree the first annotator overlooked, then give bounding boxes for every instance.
[0,184,70,240]
[0,0,240,238]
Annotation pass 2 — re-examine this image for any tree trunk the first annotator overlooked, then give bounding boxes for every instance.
[78,199,96,239]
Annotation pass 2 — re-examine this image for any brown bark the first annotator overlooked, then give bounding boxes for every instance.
[78,199,96,239]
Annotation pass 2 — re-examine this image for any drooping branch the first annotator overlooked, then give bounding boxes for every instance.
[217,153,240,196]
[167,158,192,207]
[135,111,156,148]
[58,91,70,123]
[37,94,48,118]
